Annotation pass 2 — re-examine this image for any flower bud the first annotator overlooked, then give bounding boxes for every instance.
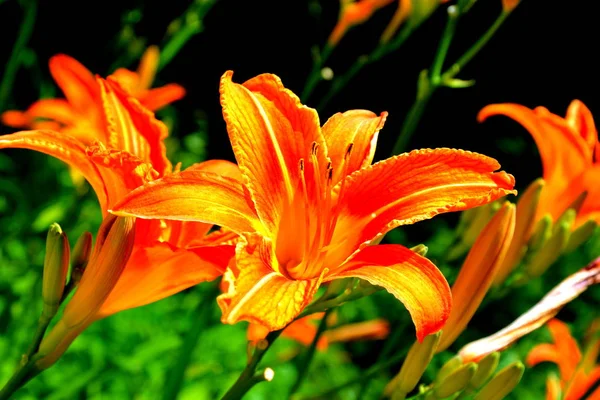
[502,0,520,12]
[473,362,524,400]
[434,355,463,385]
[42,223,70,319]
[384,332,441,398]
[433,362,477,398]
[493,179,543,286]
[69,231,93,285]
[469,351,500,389]
[565,219,597,254]
[36,216,136,369]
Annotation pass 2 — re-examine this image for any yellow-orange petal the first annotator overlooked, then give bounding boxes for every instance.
[321,110,387,184]
[570,165,600,227]
[100,78,171,175]
[546,375,562,400]
[458,257,600,362]
[1,110,33,128]
[220,71,323,235]
[26,98,77,126]
[48,54,99,114]
[325,319,390,344]
[547,319,582,381]
[97,242,234,317]
[527,343,561,367]
[184,159,243,182]
[332,148,515,259]
[330,244,451,342]
[438,202,515,352]
[566,99,598,155]
[0,130,109,209]
[217,240,323,330]
[565,367,600,400]
[137,45,160,91]
[139,84,186,111]
[111,168,261,235]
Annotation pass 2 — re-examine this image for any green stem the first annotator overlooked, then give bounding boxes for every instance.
[162,285,219,400]
[0,360,40,400]
[301,44,333,102]
[393,9,512,155]
[220,330,283,400]
[158,0,217,71]
[289,309,332,395]
[441,11,510,82]
[24,314,52,361]
[300,347,409,399]
[0,0,37,113]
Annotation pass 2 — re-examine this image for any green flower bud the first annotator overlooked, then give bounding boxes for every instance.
[433,362,477,398]
[42,223,70,319]
[473,362,524,400]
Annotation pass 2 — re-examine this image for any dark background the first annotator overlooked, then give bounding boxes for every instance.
[1,0,596,196]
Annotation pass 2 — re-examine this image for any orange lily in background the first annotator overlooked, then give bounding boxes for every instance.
[527,319,600,400]
[479,100,600,228]
[248,313,389,351]
[328,0,395,46]
[1,46,185,144]
[113,70,515,340]
[0,77,234,365]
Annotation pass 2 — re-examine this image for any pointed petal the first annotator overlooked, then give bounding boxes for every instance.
[566,99,598,155]
[321,110,387,184]
[527,343,561,367]
[136,46,160,91]
[217,240,322,330]
[185,159,243,182]
[100,78,171,175]
[333,148,515,255]
[25,99,77,126]
[139,84,186,111]
[330,244,451,342]
[546,319,581,380]
[97,242,234,317]
[111,168,262,234]
[49,54,99,113]
[220,71,323,234]
[0,130,109,209]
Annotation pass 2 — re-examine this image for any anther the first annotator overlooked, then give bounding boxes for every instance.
[299,159,305,171]
[311,141,319,155]
[345,143,354,159]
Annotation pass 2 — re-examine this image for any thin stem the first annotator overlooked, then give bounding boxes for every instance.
[289,309,332,395]
[441,11,510,81]
[162,284,219,400]
[430,6,460,80]
[301,44,333,102]
[392,86,433,155]
[24,315,52,361]
[220,330,283,400]
[0,0,37,113]
[0,360,40,400]
[158,0,217,71]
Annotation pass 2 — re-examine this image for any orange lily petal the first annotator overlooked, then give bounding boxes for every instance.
[26,99,77,126]
[0,130,109,209]
[321,109,387,184]
[220,71,323,235]
[546,375,562,400]
[571,165,600,227]
[48,54,99,114]
[136,45,159,91]
[217,239,323,330]
[111,168,261,234]
[565,367,600,400]
[527,343,562,367]
[325,319,390,344]
[97,242,234,317]
[1,110,33,128]
[139,84,186,111]
[333,148,515,258]
[547,319,582,381]
[184,159,243,182]
[566,99,598,155]
[330,244,451,342]
[100,78,171,175]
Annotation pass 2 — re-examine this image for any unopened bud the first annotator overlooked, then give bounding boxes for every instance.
[433,362,477,398]
[502,0,520,12]
[525,213,572,279]
[384,332,441,397]
[434,355,463,385]
[565,219,597,253]
[410,244,428,257]
[469,351,500,389]
[69,231,93,285]
[473,362,524,400]
[42,223,70,319]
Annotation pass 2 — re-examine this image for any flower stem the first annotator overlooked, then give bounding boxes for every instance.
[0,0,37,113]
[392,8,512,155]
[158,0,217,71]
[220,329,283,400]
[289,309,332,395]
[301,44,333,102]
[0,359,40,400]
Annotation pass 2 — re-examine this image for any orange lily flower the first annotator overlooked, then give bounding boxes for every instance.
[328,0,395,46]
[248,313,389,351]
[479,100,600,229]
[113,71,515,340]
[1,46,184,145]
[0,77,234,364]
[527,319,600,400]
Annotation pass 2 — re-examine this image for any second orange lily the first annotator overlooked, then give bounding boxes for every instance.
[113,71,516,340]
